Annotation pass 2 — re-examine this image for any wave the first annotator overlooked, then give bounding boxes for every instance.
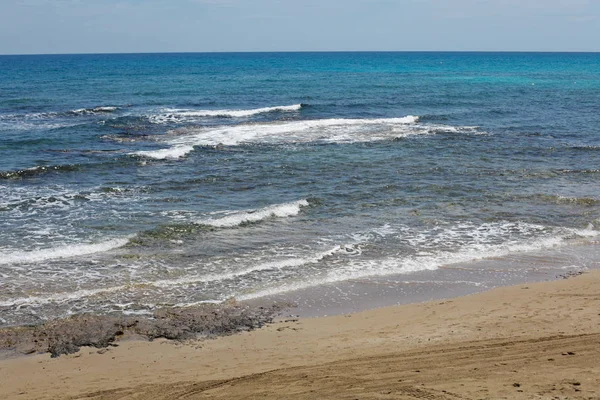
[526,194,600,206]
[132,115,451,160]
[555,196,600,206]
[148,104,303,123]
[0,237,130,266]
[0,285,129,308]
[154,246,341,290]
[554,169,600,175]
[0,111,60,121]
[68,106,118,115]
[0,164,80,180]
[0,120,82,132]
[196,199,310,228]
[236,224,599,301]
[128,200,311,246]
[0,106,119,131]
[133,145,195,160]
[101,133,153,143]
[3,222,597,309]
[0,106,118,121]
[568,145,600,151]
[0,245,341,308]
[0,185,132,212]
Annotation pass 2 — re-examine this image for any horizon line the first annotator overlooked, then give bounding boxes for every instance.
[1,50,599,57]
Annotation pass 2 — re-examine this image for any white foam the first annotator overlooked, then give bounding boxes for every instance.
[0,245,341,308]
[185,116,421,146]
[149,104,302,123]
[93,106,118,112]
[152,245,341,289]
[0,106,118,132]
[3,223,597,310]
[71,106,118,114]
[196,199,309,228]
[0,237,130,265]
[0,112,52,121]
[0,106,117,120]
[0,120,80,131]
[236,225,600,301]
[0,286,126,308]
[133,145,195,160]
[130,115,426,159]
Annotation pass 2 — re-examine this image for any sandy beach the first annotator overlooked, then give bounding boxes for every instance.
[1,270,599,399]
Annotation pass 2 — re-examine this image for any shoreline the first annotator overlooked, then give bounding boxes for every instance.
[1,269,600,399]
[247,239,600,318]
[2,240,596,358]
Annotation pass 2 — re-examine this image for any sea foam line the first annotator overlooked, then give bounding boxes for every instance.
[133,145,195,160]
[0,106,118,120]
[133,115,422,160]
[70,106,118,115]
[0,286,127,308]
[186,115,422,147]
[236,225,599,301]
[153,245,342,289]
[196,199,309,228]
[0,245,342,308]
[150,104,302,123]
[3,225,597,309]
[0,237,131,265]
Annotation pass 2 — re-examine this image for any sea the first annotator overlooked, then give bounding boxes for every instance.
[0,52,599,326]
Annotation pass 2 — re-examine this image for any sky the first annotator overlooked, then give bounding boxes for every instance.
[1,0,599,54]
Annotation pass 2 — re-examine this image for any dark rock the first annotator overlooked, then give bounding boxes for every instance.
[0,302,285,357]
[557,270,585,280]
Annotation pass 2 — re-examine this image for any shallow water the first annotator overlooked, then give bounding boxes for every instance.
[0,52,599,326]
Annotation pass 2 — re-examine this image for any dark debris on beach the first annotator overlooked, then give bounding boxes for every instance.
[0,301,286,357]
[556,270,586,280]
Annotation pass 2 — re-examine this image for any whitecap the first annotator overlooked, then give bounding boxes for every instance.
[130,115,424,159]
[196,199,309,228]
[133,145,195,160]
[0,237,130,265]
[70,106,118,115]
[149,104,302,123]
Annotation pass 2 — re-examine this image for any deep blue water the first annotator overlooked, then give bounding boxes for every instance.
[1,52,599,326]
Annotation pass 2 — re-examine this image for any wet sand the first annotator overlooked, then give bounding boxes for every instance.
[1,270,600,399]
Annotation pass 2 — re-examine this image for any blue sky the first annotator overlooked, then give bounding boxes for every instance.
[1,0,598,54]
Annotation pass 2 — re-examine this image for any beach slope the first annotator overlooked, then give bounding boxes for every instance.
[2,271,600,400]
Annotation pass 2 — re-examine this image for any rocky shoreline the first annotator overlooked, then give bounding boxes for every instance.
[0,301,285,357]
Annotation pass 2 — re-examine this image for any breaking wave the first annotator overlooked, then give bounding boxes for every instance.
[0,237,130,265]
[2,221,597,312]
[68,106,118,115]
[0,106,118,121]
[148,104,303,123]
[0,245,341,308]
[131,115,469,160]
[0,164,81,180]
[0,106,119,131]
[133,145,195,160]
[128,200,311,246]
[196,199,310,228]
[237,223,600,301]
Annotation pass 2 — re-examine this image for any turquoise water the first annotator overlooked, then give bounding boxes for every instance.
[0,52,599,325]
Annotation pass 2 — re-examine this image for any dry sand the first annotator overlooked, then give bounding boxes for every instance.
[1,270,600,399]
